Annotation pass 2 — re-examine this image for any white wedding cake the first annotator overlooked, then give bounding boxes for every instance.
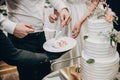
[81,4,119,80]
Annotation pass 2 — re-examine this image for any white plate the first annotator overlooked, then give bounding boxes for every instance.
[43,37,76,53]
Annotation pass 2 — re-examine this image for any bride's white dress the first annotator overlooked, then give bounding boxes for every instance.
[51,0,88,71]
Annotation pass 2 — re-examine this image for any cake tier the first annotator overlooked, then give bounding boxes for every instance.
[81,51,119,80]
[84,38,116,58]
[87,18,113,40]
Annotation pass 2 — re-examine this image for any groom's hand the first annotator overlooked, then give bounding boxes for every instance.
[60,8,72,28]
[13,23,34,38]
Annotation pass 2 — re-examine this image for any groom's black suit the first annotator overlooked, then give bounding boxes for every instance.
[0,30,63,67]
[0,30,48,67]
[107,0,120,54]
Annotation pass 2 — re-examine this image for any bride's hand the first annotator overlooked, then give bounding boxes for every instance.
[88,0,99,12]
[49,13,58,23]
[49,9,59,23]
[72,22,81,39]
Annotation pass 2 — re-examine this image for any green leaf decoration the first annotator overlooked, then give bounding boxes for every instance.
[97,15,105,19]
[113,77,118,80]
[84,35,88,40]
[113,15,119,24]
[2,10,7,16]
[110,37,113,47]
[86,58,95,64]
[45,0,50,4]
[75,66,81,73]
[110,33,117,48]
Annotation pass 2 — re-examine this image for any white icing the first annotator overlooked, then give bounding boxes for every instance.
[84,39,116,58]
[87,19,113,42]
[81,18,119,80]
[81,51,119,80]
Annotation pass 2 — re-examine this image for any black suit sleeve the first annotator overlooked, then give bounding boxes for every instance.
[0,30,49,67]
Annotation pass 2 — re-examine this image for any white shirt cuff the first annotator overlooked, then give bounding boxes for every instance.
[57,3,68,12]
[1,20,17,34]
[50,0,68,12]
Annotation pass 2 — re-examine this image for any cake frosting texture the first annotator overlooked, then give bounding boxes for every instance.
[81,18,119,80]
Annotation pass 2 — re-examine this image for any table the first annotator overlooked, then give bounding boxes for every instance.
[42,65,81,80]
[43,65,120,80]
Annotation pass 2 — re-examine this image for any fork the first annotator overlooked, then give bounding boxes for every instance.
[54,24,65,40]
[55,30,62,40]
